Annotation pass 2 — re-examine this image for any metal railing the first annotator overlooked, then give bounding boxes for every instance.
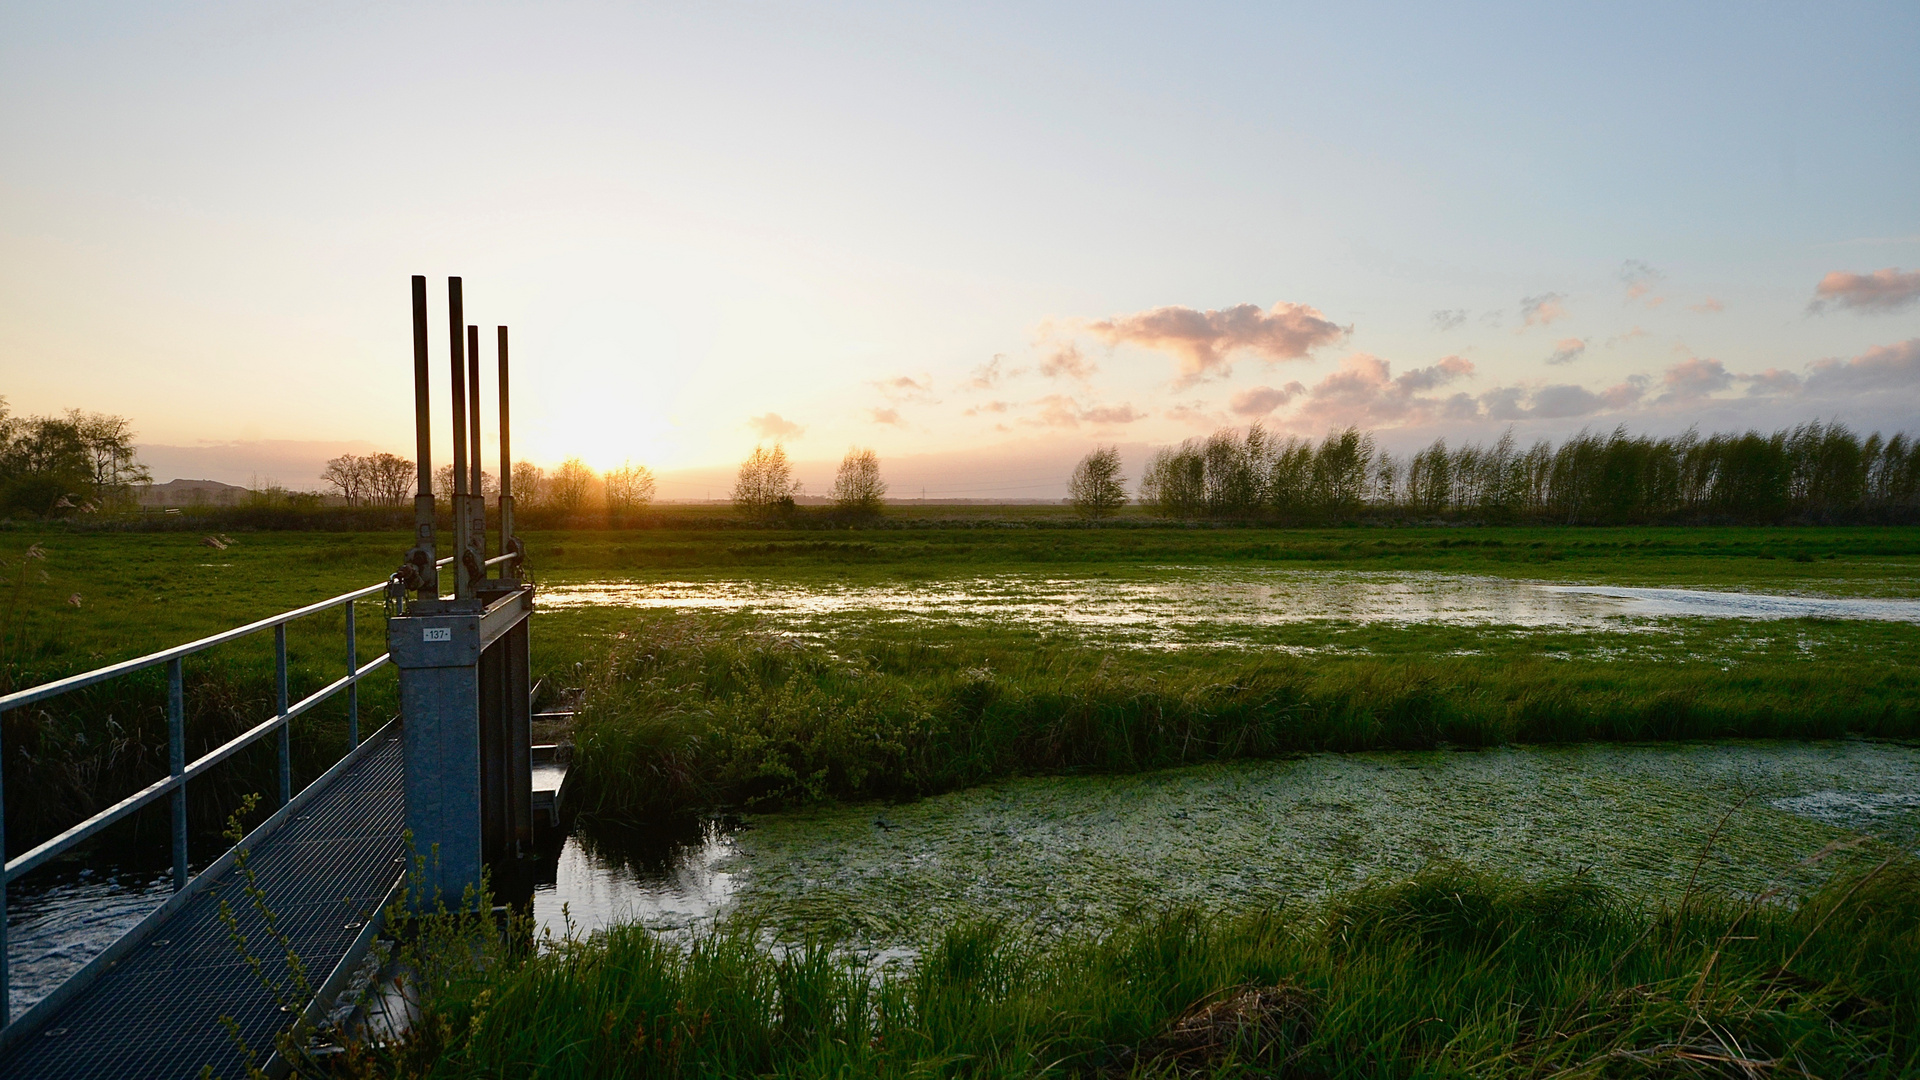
[0,552,513,1026]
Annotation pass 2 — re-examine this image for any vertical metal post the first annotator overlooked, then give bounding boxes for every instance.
[1,705,9,1029]
[466,325,487,570]
[275,624,291,807]
[497,326,515,570]
[409,275,438,599]
[345,602,359,750]
[169,658,188,890]
[448,279,472,600]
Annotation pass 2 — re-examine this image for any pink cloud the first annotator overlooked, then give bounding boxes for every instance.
[1228,382,1306,417]
[1289,353,1475,427]
[1689,297,1724,314]
[968,355,1023,390]
[1659,357,1734,401]
[1619,260,1660,300]
[1809,268,1920,314]
[1086,300,1344,385]
[748,412,805,440]
[871,375,937,403]
[1545,338,1586,366]
[1020,394,1144,429]
[1802,338,1920,396]
[1038,342,1097,381]
[868,407,907,427]
[1742,368,1802,396]
[963,400,1011,416]
[1518,293,1569,328]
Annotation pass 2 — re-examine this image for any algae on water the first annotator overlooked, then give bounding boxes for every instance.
[537,739,1920,946]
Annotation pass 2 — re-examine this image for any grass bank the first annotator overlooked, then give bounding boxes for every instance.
[334,856,1920,1078]
[568,612,1919,819]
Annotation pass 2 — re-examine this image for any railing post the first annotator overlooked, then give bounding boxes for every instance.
[345,603,359,751]
[275,624,290,807]
[1,704,9,1029]
[168,659,187,890]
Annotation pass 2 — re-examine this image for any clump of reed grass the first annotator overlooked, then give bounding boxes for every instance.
[333,853,1920,1078]
[567,612,1919,820]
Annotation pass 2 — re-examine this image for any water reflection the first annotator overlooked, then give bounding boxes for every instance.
[539,570,1920,640]
[531,818,740,941]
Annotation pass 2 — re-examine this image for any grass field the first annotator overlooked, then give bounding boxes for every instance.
[8,519,1919,1075]
[4,520,1917,844]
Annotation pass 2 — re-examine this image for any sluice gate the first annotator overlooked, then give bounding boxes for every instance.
[0,277,556,1078]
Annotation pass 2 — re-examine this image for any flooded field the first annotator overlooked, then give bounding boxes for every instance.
[534,738,1920,945]
[540,569,1920,646]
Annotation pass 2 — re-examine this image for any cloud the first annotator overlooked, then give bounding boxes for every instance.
[1742,368,1803,396]
[1658,357,1735,401]
[1431,309,1467,331]
[1082,404,1145,425]
[1085,300,1345,385]
[1809,268,1920,314]
[871,375,937,403]
[968,355,1023,390]
[1021,394,1144,430]
[1165,402,1227,428]
[1289,353,1475,427]
[1619,260,1662,300]
[963,400,1011,416]
[1480,377,1647,421]
[1604,326,1649,347]
[1689,297,1724,314]
[1545,338,1587,366]
[1228,383,1307,417]
[1518,292,1569,328]
[1037,342,1097,381]
[1802,338,1920,396]
[747,412,805,440]
[868,407,907,427]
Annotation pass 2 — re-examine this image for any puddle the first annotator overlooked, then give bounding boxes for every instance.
[537,740,1920,947]
[539,570,1920,642]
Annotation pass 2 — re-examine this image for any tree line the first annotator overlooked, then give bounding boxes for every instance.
[1115,421,1920,524]
[0,399,150,517]
[321,453,658,516]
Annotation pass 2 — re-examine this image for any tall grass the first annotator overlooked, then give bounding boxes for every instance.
[568,613,1919,820]
[335,855,1920,1078]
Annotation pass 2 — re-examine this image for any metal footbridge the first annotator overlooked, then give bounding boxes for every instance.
[0,276,558,1078]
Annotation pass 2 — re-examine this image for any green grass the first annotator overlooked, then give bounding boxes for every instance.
[567,611,1919,820]
[331,855,1920,1078]
[5,524,1917,850]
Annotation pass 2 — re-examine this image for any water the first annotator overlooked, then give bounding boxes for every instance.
[539,571,1920,644]
[4,866,174,1013]
[533,739,1920,948]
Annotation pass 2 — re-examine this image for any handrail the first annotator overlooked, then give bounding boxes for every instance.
[0,556,455,714]
[0,552,538,1026]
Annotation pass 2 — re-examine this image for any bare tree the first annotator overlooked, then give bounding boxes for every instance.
[732,444,799,514]
[366,452,414,505]
[1069,445,1129,519]
[604,461,657,516]
[434,464,496,503]
[830,447,886,516]
[321,455,369,505]
[511,461,546,508]
[549,457,596,513]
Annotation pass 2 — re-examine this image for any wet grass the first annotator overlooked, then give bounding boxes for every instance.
[337,855,1920,1078]
[568,612,1920,820]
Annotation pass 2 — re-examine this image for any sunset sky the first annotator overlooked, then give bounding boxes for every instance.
[3,2,1917,497]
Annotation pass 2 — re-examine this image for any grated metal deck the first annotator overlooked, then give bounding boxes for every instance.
[0,728,407,1080]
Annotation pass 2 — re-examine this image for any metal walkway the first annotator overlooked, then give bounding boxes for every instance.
[0,726,407,1080]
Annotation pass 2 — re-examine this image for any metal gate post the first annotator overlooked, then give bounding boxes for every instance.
[391,606,485,906]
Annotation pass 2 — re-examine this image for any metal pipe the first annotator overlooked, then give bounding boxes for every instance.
[275,625,290,806]
[1,704,9,1027]
[408,275,438,599]
[497,326,514,564]
[466,324,487,569]
[345,603,359,750]
[169,658,187,890]
[448,278,471,599]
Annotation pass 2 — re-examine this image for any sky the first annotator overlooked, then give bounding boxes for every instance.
[3,1,1917,497]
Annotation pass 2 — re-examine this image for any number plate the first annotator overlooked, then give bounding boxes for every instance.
[422,627,452,642]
